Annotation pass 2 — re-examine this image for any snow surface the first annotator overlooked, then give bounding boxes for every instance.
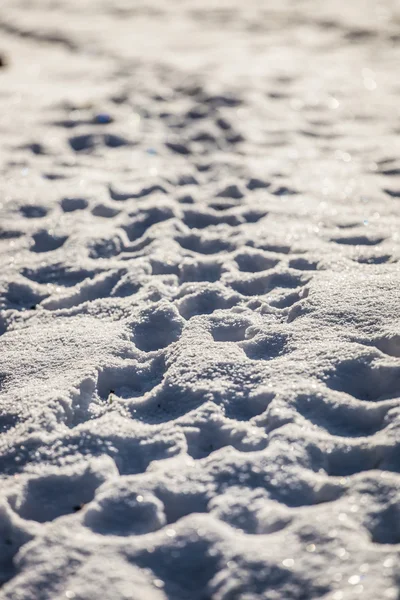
[0,0,400,598]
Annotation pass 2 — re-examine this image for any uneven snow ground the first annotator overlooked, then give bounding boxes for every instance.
[0,1,400,598]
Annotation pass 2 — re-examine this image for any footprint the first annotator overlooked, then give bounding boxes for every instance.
[331,235,384,246]
[60,197,88,212]
[367,504,400,544]
[132,304,184,352]
[42,270,123,310]
[352,254,392,265]
[209,492,291,535]
[68,133,99,152]
[122,205,175,241]
[216,184,244,199]
[325,358,400,401]
[178,194,195,205]
[84,488,166,536]
[378,168,400,176]
[0,413,19,434]
[165,141,191,155]
[11,462,112,523]
[183,414,267,461]
[42,172,67,181]
[195,162,212,172]
[372,334,400,358]
[235,250,279,273]
[231,271,304,297]
[109,182,167,201]
[176,174,198,186]
[247,178,270,191]
[31,230,68,253]
[324,442,385,477]
[270,186,298,196]
[247,241,291,254]
[241,332,288,360]
[22,264,96,287]
[88,234,124,259]
[91,203,120,218]
[186,104,210,120]
[177,233,233,255]
[294,393,387,437]
[110,272,143,297]
[179,259,222,283]
[230,274,272,297]
[190,129,217,145]
[19,205,48,219]
[215,116,232,131]
[69,133,131,152]
[22,142,47,155]
[96,358,164,400]
[0,501,33,587]
[208,201,238,211]
[3,281,47,311]
[223,131,244,146]
[147,482,209,528]
[178,287,240,319]
[182,208,240,229]
[269,290,303,309]
[242,209,267,223]
[383,188,400,198]
[344,27,375,41]
[288,258,318,271]
[0,229,22,240]
[209,315,251,342]
[204,93,242,108]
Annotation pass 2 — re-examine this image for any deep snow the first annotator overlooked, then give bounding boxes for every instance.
[0,1,400,599]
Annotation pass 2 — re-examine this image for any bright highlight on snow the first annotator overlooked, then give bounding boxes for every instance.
[0,0,400,599]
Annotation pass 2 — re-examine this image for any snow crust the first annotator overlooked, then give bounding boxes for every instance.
[0,0,400,598]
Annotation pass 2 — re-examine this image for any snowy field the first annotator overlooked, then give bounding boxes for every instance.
[0,0,400,598]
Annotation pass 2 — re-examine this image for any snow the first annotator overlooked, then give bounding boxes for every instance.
[0,0,400,598]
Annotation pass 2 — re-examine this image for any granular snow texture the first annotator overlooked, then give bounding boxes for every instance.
[0,1,400,599]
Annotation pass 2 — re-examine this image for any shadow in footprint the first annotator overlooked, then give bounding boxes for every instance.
[178,287,240,319]
[12,467,109,523]
[109,183,167,201]
[69,133,131,152]
[31,230,67,253]
[97,357,165,401]
[122,206,175,241]
[20,205,48,219]
[352,254,392,265]
[177,234,233,255]
[22,264,96,287]
[331,235,384,246]
[371,334,400,358]
[325,358,400,401]
[289,258,318,271]
[231,272,305,297]
[368,504,400,544]
[383,188,400,198]
[3,281,47,310]
[182,208,240,229]
[61,197,88,212]
[294,393,386,437]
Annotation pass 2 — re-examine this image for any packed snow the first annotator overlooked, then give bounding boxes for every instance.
[0,0,400,598]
